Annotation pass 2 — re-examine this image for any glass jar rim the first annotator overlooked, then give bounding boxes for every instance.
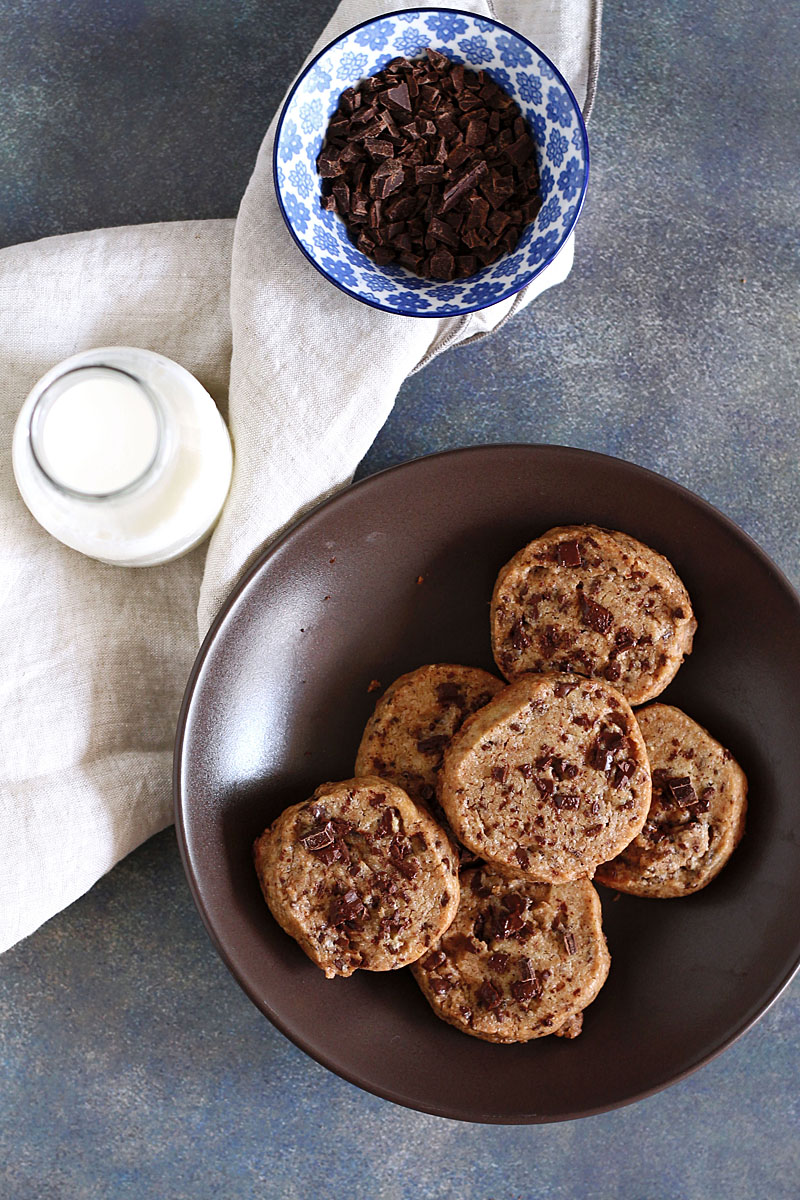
[28,363,167,502]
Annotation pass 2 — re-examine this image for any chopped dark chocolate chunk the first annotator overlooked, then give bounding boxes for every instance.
[465,193,490,230]
[429,248,456,280]
[317,151,343,178]
[364,137,394,160]
[490,893,529,941]
[425,46,450,70]
[589,727,625,774]
[315,49,541,281]
[556,540,583,567]
[422,949,446,971]
[552,794,580,810]
[477,979,504,1011]
[329,890,366,926]
[427,216,460,247]
[415,163,444,184]
[487,951,510,972]
[369,160,405,199]
[465,118,488,147]
[376,806,400,837]
[447,143,473,171]
[300,823,335,852]
[510,619,531,651]
[664,776,697,807]
[611,759,637,789]
[579,591,614,634]
[534,774,555,797]
[383,81,412,112]
[389,834,419,878]
[440,159,489,214]
[436,681,466,705]
[506,135,534,166]
[518,956,535,981]
[551,757,579,781]
[416,733,450,755]
[469,871,492,897]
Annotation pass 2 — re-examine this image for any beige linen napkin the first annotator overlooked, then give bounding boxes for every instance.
[0,0,600,953]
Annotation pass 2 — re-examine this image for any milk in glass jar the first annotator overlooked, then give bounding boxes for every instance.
[12,347,233,567]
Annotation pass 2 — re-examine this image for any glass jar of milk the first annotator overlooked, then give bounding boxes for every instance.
[12,347,233,567]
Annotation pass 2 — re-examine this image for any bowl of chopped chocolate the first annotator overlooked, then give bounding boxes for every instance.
[273,8,588,316]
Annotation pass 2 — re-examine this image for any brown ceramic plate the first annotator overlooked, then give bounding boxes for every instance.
[174,445,800,1123]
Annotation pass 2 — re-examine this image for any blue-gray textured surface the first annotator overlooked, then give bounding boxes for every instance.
[1,1,799,1198]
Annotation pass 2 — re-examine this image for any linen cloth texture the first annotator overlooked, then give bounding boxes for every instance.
[0,0,597,954]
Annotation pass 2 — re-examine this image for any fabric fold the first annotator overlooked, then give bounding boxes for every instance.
[0,0,598,953]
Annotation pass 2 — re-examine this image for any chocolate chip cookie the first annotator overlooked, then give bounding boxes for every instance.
[355,663,503,860]
[491,525,696,705]
[437,672,652,882]
[411,865,610,1042]
[595,704,747,897]
[254,777,459,978]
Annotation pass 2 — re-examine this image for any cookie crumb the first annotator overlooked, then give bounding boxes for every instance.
[367,679,382,693]
[416,575,425,585]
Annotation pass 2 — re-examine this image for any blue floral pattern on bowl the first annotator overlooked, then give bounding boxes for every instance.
[273,7,588,317]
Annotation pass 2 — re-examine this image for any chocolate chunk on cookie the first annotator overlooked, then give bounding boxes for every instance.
[253,777,459,978]
[355,663,503,859]
[491,525,697,705]
[411,866,610,1042]
[596,704,747,897]
[437,673,651,882]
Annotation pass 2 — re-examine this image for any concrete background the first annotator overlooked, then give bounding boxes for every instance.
[1,1,798,1197]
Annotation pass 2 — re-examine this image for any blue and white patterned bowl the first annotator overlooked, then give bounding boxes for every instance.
[273,8,588,317]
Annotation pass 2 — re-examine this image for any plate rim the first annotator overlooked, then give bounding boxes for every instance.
[174,443,800,1123]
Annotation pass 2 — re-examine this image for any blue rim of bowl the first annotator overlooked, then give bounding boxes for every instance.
[272,7,590,318]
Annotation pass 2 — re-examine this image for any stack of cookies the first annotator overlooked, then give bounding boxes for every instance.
[254,525,747,1044]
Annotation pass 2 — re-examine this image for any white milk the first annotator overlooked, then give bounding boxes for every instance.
[36,369,160,496]
[13,347,233,567]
